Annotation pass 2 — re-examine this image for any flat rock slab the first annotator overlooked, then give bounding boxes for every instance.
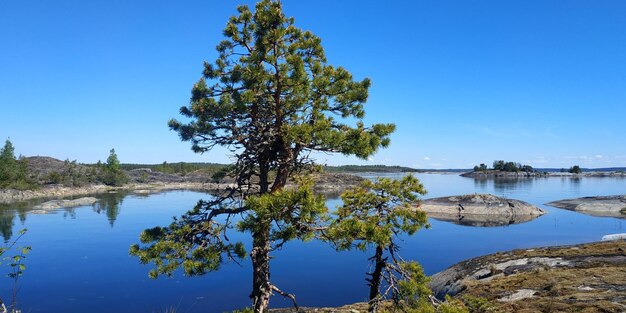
[420,194,545,226]
[546,195,626,219]
[33,197,98,210]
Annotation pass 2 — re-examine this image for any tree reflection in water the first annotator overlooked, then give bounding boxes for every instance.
[93,192,127,227]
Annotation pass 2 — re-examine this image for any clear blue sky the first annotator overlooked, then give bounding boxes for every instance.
[1,1,625,168]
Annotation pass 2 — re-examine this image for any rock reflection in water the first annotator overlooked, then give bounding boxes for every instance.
[426,212,538,227]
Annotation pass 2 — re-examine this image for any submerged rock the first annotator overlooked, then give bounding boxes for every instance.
[546,195,626,219]
[420,194,545,226]
[33,197,98,210]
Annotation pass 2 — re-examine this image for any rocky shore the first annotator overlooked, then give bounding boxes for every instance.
[32,197,98,211]
[546,195,626,219]
[0,173,364,205]
[420,194,545,226]
[430,240,626,312]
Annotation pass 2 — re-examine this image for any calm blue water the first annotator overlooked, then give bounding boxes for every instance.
[1,174,625,312]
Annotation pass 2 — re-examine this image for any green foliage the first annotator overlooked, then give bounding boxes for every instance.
[394,261,433,311]
[461,295,496,313]
[102,149,128,186]
[568,165,582,174]
[0,140,17,187]
[131,1,394,310]
[0,228,31,311]
[0,140,37,190]
[435,296,469,313]
[328,174,428,312]
[329,175,428,250]
[473,163,488,172]
[226,308,253,313]
[238,176,327,243]
[480,160,533,173]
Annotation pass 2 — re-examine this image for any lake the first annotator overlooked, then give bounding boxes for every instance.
[1,173,625,312]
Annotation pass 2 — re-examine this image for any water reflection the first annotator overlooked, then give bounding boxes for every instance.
[493,178,534,194]
[427,212,538,227]
[0,192,129,240]
[0,202,31,242]
[93,192,127,226]
[0,208,14,242]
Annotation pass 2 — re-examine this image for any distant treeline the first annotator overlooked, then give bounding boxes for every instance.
[120,162,227,175]
[119,162,420,175]
[323,164,418,173]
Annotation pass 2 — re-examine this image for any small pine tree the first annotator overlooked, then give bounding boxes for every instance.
[0,140,18,187]
[102,149,128,186]
[328,174,429,312]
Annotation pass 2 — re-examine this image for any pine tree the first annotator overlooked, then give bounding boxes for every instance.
[103,149,128,186]
[129,1,394,311]
[328,175,429,312]
[0,140,18,188]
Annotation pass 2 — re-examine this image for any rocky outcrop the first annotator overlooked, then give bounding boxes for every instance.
[420,194,545,226]
[546,195,626,219]
[0,173,364,204]
[33,197,98,211]
[430,240,626,312]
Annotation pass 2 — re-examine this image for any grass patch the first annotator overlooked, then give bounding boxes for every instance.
[620,207,626,215]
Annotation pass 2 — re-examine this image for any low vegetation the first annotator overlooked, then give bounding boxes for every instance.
[0,139,128,189]
[435,240,626,313]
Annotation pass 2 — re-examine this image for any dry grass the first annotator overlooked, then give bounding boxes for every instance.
[456,241,626,313]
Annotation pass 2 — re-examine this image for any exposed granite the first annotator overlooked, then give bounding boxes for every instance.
[420,194,545,226]
[546,195,626,219]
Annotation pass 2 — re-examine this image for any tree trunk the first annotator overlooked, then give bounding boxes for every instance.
[251,223,272,313]
[368,245,385,313]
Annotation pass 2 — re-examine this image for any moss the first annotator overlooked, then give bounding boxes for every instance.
[453,241,626,313]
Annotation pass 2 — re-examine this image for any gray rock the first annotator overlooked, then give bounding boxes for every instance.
[420,194,545,226]
[33,197,98,210]
[546,195,626,219]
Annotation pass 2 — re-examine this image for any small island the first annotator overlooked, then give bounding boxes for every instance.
[420,194,545,226]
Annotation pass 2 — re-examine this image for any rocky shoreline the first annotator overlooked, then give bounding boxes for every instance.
[273,240,626,312]
[546,195,626,219]
[0,173,364,205]
[420,194,545,226]
[430,240,626,312]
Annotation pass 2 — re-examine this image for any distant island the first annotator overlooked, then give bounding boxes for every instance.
[462,160,626,178]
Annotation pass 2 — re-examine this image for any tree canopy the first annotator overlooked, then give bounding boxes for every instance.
[130,1,394,311]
